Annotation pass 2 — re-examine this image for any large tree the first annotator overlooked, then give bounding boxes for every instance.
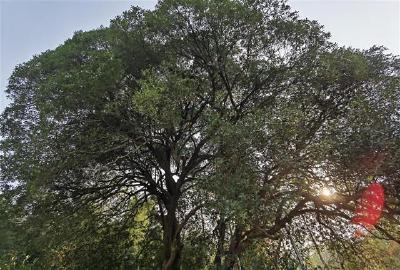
[1,0,400,269]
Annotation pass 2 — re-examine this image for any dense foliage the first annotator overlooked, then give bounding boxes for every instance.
[1,0,400,269]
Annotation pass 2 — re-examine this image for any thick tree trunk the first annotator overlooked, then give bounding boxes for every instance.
[162,203,183,270]
[214,219,226,269]
[224,244,239,269]
[224,227,244,270]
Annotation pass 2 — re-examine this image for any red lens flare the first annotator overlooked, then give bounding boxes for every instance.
[351,183,385,236]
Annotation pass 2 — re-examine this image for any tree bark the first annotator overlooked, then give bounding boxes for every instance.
[224,226,244,270]
[214,219,226,269]
[162,201,183,270]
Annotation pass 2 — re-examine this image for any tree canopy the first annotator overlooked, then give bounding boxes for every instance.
[1,0,400,269]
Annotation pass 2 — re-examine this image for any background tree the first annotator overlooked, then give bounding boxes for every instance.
[1,0,400,269]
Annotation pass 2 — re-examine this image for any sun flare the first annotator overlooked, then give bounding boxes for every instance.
[320,187,335,197]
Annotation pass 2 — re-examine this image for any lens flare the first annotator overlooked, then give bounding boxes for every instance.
[321,187,334,197]
[351,182,385,237]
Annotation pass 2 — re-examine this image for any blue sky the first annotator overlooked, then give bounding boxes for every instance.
[1,0,399,112]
